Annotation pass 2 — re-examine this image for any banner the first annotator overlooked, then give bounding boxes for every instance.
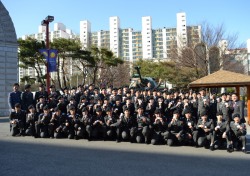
[39,49,58,72]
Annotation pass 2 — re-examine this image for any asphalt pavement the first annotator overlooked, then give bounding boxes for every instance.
[0,117,249,176]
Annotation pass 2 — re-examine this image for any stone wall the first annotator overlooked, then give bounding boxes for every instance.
[0,1,18,116]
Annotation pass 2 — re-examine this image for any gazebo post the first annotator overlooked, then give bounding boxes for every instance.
[235,86,240,97]
[247,86,250,125]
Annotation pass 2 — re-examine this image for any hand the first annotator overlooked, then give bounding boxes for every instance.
[204,129,209,132]
[176,133,180,138]
[199,125,204,128]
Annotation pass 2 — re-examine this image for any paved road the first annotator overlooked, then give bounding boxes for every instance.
[0,117,249,176]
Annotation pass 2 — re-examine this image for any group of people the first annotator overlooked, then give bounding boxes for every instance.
[8,82,247,153]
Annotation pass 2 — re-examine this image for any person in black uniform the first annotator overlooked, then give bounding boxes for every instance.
[135,106,151,144]
[122,98,135,116]
[150,109,166,145]
[193,111,214,149]
[47,94,58,112]
[48,107,61,138]
[90,107,106,140]
[36,105,51,138]
[227,113,247,153]
[217,93,231,122]
[34,83,48,103]
[53,107,68,139]
[9,103,26,136]
[182,109,197,146]
[81,107,92,141]
[36,95,47,115]
[211,111,227,150]
[117,107,137,142]
[21,84,34,112]
[25,105,39,137]
[164,110,184,146]
[229,93,245,123]
[66,106,83,140]
[104,107,118,140]
[145,96,157,119]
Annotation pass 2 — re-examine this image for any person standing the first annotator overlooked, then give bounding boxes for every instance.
[8,83,22,112]
[21,84,34,112]
[230,93,245,123]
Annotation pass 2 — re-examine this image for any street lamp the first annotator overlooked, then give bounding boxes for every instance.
[41,15,54,94]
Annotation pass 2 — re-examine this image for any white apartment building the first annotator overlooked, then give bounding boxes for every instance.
[80,20,91,49]
[176,12,188,48]
[142,16,153,59]
[80,12,201,62]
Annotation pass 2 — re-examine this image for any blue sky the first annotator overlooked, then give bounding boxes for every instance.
[1,0,250,46]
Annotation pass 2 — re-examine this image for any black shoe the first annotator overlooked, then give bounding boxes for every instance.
[210,145,214,151]
[227,145,233,153]
[116,138,121,143]
[242,148,246,153]
[74,136,79,140]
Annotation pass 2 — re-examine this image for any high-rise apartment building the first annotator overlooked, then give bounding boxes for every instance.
[80,12,201,62]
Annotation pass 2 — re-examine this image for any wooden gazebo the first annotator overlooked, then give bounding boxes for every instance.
[189,70,250,125]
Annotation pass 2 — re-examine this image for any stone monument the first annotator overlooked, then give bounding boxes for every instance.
[0,1,18,116]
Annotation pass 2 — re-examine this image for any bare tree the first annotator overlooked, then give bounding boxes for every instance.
[170,21,246,80]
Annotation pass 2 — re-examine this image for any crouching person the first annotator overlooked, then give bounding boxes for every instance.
[104,107,119,141]
[151,109,166,145]
[53,107,68,139]
[211,112,227,150]
[182,109,197,146]
[193,112,214,149]
[164,110,184,146]
[136,106,151,144]
[116,107,137,143]
[67,106,83,140]
[81,107,92,141]
[9,103,26,136]
[227,113,247,153]
[90,107,107,140]
[36,106,51,138]
[26,105,39,137]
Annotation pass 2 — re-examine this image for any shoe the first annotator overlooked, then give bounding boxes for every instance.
[210,145,214,151]
[74,136,79,140]
[227,145,233,153]
[242,148,246,153]
[116,138,121,143]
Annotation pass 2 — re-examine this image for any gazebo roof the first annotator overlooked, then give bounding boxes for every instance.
[189,70,250,88]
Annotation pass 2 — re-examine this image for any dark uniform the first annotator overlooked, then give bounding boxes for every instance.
[25,105,39,136]
[182,109,197,146]
[66,106,83,139]
[89,107,106,140]
[104,108,119,140]
[163,110,184,146]
[21,84,34,112]
[116,108,137,142]
[36,106,51,138]
[81,108,92,140]
[9,103,26,136]
[227,113,247,153]
[150,109,166,145]
[193,112,214,148]
[136,106,151,144]
[53,108,68,139]
[211,112,227,150]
